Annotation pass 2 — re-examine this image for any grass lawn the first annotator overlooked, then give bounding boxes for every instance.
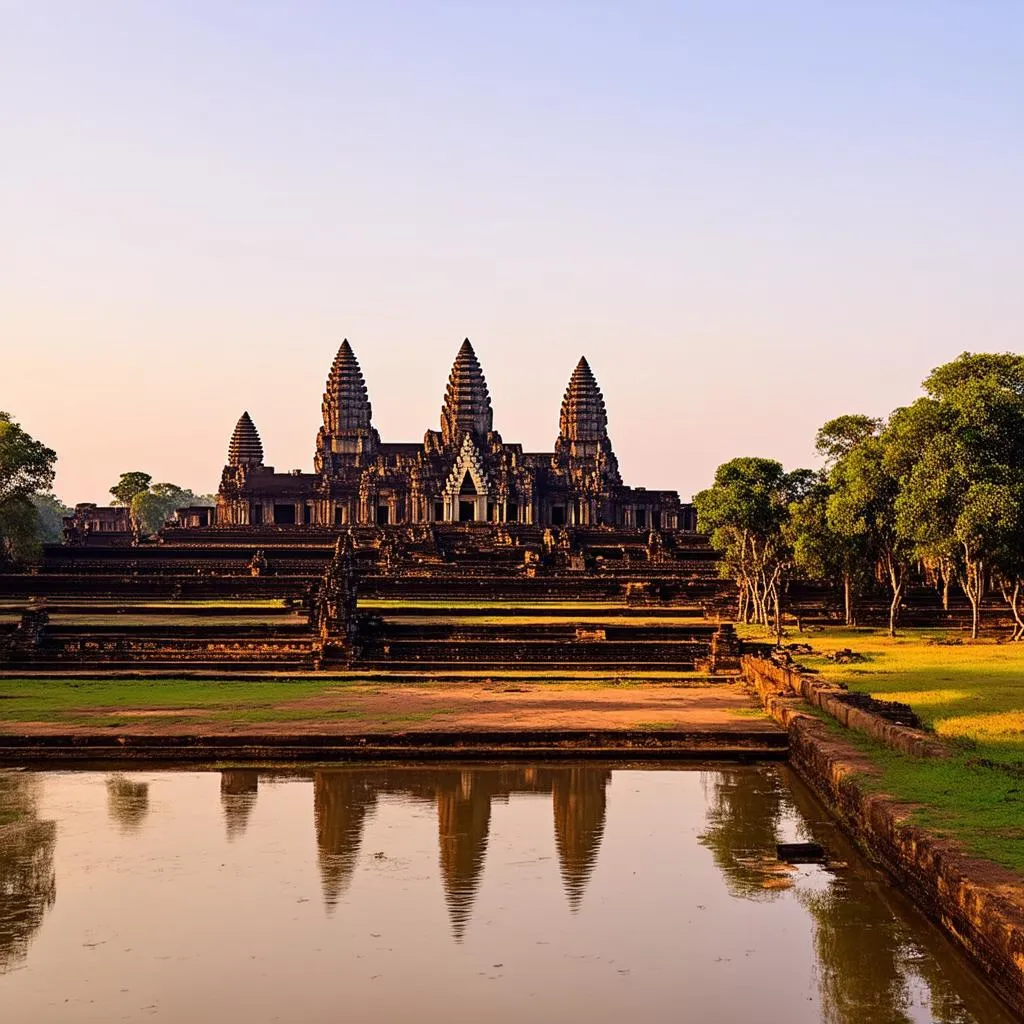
[0,678,351,725]
[0,672,716,732]
[766,626,1024,872]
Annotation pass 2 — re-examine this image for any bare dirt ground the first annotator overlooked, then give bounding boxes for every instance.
[4,682,780,737]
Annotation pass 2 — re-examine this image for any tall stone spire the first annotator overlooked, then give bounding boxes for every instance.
[554,357,621,493]
[323,340,373,435]
[228,412,264,466]
[440,339,493,448]
[316,340,379,469]
[559,357,608,444]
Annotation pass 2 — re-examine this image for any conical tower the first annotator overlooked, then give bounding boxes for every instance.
[554,357,621,485]
[559,358,608,444]
[440,339,493,448]
[227,412,264,467]
[316,340,379,470]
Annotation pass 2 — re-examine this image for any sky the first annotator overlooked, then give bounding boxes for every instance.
[2,1,1022,505]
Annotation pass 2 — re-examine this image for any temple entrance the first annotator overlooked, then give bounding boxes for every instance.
[376,505,390,526]
[273,504,296,525]
[458,471,478,521]
[551,505,566,526]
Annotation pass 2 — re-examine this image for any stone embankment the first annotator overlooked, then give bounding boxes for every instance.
[744,656,947,757]
[0,728,788,765]
[743,654,1024,1017]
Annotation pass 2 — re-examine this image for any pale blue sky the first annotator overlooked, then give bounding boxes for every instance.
[2,2,1022,503]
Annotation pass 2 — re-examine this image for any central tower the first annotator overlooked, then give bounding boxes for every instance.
[315,339,380,472]
[440,339,493,448]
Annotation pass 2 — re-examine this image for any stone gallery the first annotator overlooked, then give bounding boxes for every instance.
[217,339,692,532]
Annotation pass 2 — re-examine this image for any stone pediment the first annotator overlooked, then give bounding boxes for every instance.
[443,434,490,497]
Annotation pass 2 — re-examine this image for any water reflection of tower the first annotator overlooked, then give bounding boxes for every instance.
[305,766,613,938]
[313,771,378,913]
[435,770,492,942]
[551,767,610,911]
[0,772,57,974]
[220,771,259,841]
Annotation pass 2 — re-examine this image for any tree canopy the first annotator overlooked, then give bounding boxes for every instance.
[694,457,811,633]
[0,412,58,563]
[724,351,1024,639]
[888,352,1024,637]
[109,472,152,507]
[129,482,215,535]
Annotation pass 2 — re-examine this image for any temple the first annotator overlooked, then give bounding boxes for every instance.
[2,336,739,674]
[217,339,692,531]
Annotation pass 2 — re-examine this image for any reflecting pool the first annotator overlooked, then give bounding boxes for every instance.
[0,765,1016,1023]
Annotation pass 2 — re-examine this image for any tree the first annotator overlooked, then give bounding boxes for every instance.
[31,493,72,544]
[0,412,57,563]
[787,476,871,626]
[826,430,910,637]
[109,472,152,507]
[130,483,213,536]
[814,414,883,465]
[789,415,884,626]
[694,458,810,638]
[891,353,1024,638]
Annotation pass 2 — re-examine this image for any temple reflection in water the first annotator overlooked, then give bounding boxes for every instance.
[307,765,611,938]
[0,766,1015,1023]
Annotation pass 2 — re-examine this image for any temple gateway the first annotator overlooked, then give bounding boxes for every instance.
[218,339,693,531]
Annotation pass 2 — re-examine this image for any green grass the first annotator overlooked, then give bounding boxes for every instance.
[360,599,642,611]
[0,677,346,724]
[759,626,1024,872]
[383,614,705,626]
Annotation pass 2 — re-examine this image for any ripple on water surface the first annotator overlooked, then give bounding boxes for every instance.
[0,764,1016,1023]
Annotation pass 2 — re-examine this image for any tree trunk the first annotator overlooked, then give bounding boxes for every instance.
[998,581,1024,641]
[843,573,852,626]
[886,557,905,638]
[962,546,982,640]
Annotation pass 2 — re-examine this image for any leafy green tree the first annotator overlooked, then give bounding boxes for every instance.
[109,472,152,507]
[0,412,57,563]
[891,353,1024,638]
[814,414,883,465]
[694,458,810,636]
[988,490,1024,640]
[787,416,884,626]
[826,429,910,637]
[130,483,213,536]
[31,493,72,544]
[787,477,869,626]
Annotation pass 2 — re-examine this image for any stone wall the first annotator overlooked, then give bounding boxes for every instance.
[743,655,1024,1016]
[742,656,947,758]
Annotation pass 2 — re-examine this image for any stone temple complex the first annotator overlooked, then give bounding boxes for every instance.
[2,336,742,673]
[217,339,692,531]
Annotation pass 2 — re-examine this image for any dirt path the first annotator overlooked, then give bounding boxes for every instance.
[3,682,780,737]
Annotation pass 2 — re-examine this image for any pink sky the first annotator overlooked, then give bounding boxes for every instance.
[3,3,1021,504]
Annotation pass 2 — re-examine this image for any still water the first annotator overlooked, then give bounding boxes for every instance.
[0,764,1016,1023]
